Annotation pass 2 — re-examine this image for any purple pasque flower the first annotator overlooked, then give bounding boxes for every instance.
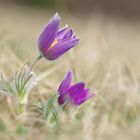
[58,71,96,106]
[38,13,79,60]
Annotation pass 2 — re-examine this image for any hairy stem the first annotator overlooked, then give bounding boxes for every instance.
[30,54,43,70]
[18,97,27,116]
[19,103,25,115]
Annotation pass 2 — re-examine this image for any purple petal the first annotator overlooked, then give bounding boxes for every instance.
[57,71,72,105]
[73,89,90,105]
[57,25,68,39]
[45,38,79,60]
[67,82,85,104]
[78,88,89,99]
[58,82,85,105]
[58,94,65,105]
[73,90,89,105]
[68,82,85,97]
[63,29,73,39]
[75,90,95,105]
[86,93,96,100]
[58,71,72,95]
[67,84,95,105]
[38,13,60,55]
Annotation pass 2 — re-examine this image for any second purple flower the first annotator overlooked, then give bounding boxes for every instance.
[58,71,96,106]
[38,13,79,60]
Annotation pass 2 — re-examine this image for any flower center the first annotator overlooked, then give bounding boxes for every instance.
[49,39,57,50]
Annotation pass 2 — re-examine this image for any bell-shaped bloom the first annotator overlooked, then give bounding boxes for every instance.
[38,13,79,60]
[58,71,96,106]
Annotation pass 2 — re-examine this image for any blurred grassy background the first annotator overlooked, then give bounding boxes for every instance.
[0,0,140,140]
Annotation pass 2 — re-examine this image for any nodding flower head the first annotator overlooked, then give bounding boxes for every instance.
[38,13,79,60]
[58,71,96,106]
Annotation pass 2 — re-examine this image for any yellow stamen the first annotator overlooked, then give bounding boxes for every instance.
[49,39,57,50]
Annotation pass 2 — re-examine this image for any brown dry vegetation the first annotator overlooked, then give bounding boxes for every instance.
[0,3,140,140]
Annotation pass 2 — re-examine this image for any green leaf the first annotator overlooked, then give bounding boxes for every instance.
[44,94,58,119]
